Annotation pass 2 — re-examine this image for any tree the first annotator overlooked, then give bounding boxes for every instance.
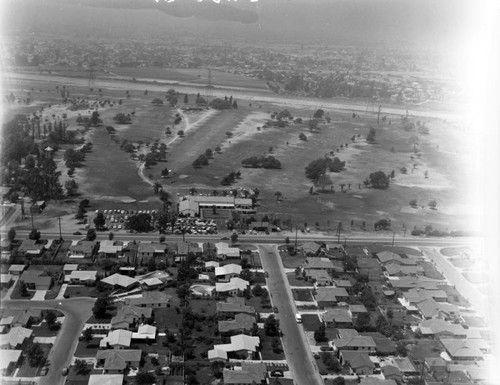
[359,287,377,310]
[177,130,185,137]
[375,314,392,336]
[274,191,283,201]
[314,323,327,342]
[400,166,407,174]
[264,315,280,336]
[86,228,97,241]
[82,327,93,342]
[7,228,16,242]
[429,200,437,209]
[94,212,106,230]
[317,174,332,191]
[355,312,371,331]
[396,341,408,357]
[368,171,390,189]
[29,229,41,241]
[313,109,325,119]
[184,94,189,104]
[366,127,376,143]
[231,232,238,245]
[374,219,391,230]
[126,213,153,232]
[65,179,78,196]
[92,295,110,319]
[332,377,346,385]
[26,342,45,366]
[45,311,57,327]
[299,132,308,141]
[232,100,238,109]
[19,280,29,297]
[151,98,164,106]
[409,199,418,208]
[74,359,90,375]
[252,285,264,297]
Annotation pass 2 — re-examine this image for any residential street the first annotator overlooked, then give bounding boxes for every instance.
[4,298,95,385]
[258,244,324,385]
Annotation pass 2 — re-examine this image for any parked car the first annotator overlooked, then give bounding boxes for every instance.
[271,370,284,377]
[62,367,69,376]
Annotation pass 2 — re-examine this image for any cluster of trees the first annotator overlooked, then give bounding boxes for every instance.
[241,155,281,169]
[113,113,132,124]
[209,96,237,110]
[165,89,178,106]
[374,219,391,230]
[151,98,163,106]
[364,171,390,189]
[192,154,209,168]
[366,127,376,143]
[220,170,241,186]
[305,157,346,182]
[411,224,464,237]
[195,92,207,105]
[126,213,154,232]
[299,132,308,141]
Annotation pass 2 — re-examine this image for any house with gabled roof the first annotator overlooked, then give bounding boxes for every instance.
[17,239,45,257]
[223,362,267,385]
[301,241,321,255]
[0,326,33,349]
[417,298,459,320]
[218,313,255,336]
[210,334,260,359]
[217,298,255,316]
[96,349,142,374]
[332,279,353,293]
[19,270,52,290]
[348,304,368,321]
[384,263,424,277]
[332,335,376,353]
[360,332,396,355]
[315,287,338,308]
[215,277,249,296]
[305,269,332,286]
[68,240,97,258]
[131,324,157,341]
[137,242,166,261]
[110,305,152,330]
[376,251,417,266]
[68,270,97,285]
[401,288,448,307]
[99,329,133,349]
[322,308,352,327]
[101,273,138,290]
[87,374,124,385]
[439,338,487,360]
[418,318,468,339]
[339,351,375,375]
[305,257,337,272]
[125,290,171,308]
[215,242,240,260]
[98,240,124,257]
[0,308,41,330]
[215,263,242,281]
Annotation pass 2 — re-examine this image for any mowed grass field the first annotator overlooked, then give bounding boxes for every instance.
[4,77,474,234]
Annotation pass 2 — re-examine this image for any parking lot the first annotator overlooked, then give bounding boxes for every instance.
[95,208,159,231]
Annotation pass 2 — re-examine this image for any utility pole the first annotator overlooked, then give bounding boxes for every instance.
[294,225,298,252]
[58,217,63,241]
[392,231,395,247]
[336,222,342,244]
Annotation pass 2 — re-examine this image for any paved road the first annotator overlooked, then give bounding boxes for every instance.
[5,71,462,121]
[420,247,488,319]
[258,244,323,385]
[4,298,95,385]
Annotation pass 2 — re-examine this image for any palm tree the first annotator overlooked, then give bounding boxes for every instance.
[340,184,345,192]
[189,187,197,196]
[153,181,162,195]
[274,191,283,201]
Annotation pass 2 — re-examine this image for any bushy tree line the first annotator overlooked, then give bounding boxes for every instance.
[241,155,281,169]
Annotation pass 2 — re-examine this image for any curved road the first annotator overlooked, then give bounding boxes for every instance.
[4,298,95,385]
[258,244,323,385]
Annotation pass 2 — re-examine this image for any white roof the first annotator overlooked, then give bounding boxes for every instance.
[0,349,22,369]
[101,273,138,288]
[205,261,220,268]
[0,327,33,348]
[99,240,123,254]
[215,242,240,257]
[8,264,25,272]
[69,270,97,281]
[99,329,132,348]
[141,277,163,286]
[215,264,242,277]
[63,264,79,271]
[213,334,260,353]
[208,348,228,360]
[88,374,124,385]
[215,277,249,293]
[132,324,157,340]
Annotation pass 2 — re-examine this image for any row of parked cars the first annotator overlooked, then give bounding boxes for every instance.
[95,209,160,231]
[171,217,218,235]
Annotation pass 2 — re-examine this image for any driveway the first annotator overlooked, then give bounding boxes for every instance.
[32,290,48,301]
[258,244,323,385]
[3,297,95,385]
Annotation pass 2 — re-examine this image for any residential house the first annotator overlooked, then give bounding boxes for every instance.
[384,263,424,277]
[19,270,52,290]
[110,305,153,330]
[218,313,256,336]
[305,269,332,286]
[215,242,240,260]
[439,338,487,361]
[332,279,353,293]
[332,335,376,353]
[0,326,33,349]
[322,308,353,327]
[388,277,442,291]
[68,270,97,285]
[99,329,133,349]
[140,277,163,290]
[125,291,171,308]
[101,273,139,291]
[320,287,349,302]
[17,239,45,257]
[137,242,166,262]
[131,324,157,341]
[88,374,124,385]
[0,309,41,330]
[217,298,255,316]
[391,357,419,375]
[401,288,448,307]
[305,257,338,273]
[381,365,403,383]
[63,264,79,276]
[210,334,260,359]
[360,332,396,355]
[339,351,375,375]
[98,240,124,257]
[315,287,338,308]
[96,349,142,374]
[223,362,267,385]
[417,298,459,320]
[359,378,397,385]
[202,243,217,260]
[424,357,447,380]
[215,277,249,296]
[301,242,321,256]
[418,318,468,339]
[208,348,228,361]
[348,304,368,321]
[175,242,202,261]
[0,349,22,376]
[68,241,97,258]
[0,274,13,289]
[376,251,417,266]
[215,264,242,281]
[8,265,25,275]
[205,260,220,271]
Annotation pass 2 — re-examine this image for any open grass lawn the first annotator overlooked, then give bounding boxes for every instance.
[252,271,266,285]
[189,299,216,315]
[366,244,423,256]
[302,313,323,332]
[74,337,101,357]
[440,247,468,257]
[66,368,102,385]
[279,251,303,269]
[287,273,314,287]
[260,334,285,360]
[45,282,63,300]
[32,322,60,338]
[389,308,421,328]
[441,285,470,307]
[245,295,272,314]
[292,289,314,302]
[64,285,99,298]
[9,280,34,300]
[420,261,444,279]
[154,307,184,332]
[407,339,443,362]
